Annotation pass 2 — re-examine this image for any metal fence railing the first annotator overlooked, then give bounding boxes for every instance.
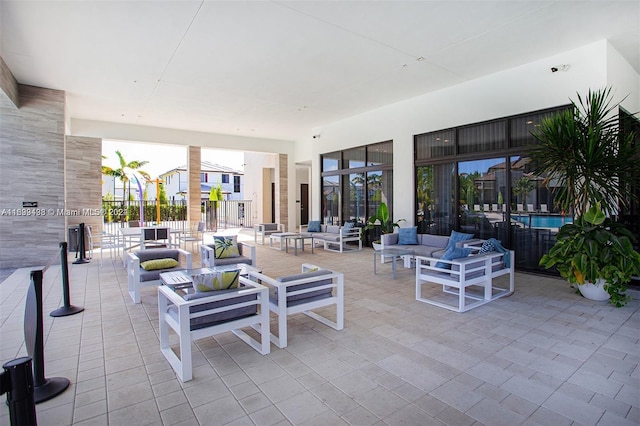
[101,200,253,234]
[204,200,253,231]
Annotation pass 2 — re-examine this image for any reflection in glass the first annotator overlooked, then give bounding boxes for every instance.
[458,158,507,240]
[322,175,339,225]
[367,141,393,166]
[366,170,393,222]
[458,122,506,154]
[416,163,455,234]
[322,152,340,172]
[509,155,574,271]
[344,147,365,169]
[344,173,365,223]
[415,130,455,159]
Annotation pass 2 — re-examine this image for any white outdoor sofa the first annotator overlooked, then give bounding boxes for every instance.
[415,245,514,313]
[299,224,362,253]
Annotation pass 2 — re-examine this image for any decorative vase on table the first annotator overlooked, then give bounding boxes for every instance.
[578,279,610,302]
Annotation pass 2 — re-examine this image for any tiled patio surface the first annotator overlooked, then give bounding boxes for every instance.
[1,230,638,425]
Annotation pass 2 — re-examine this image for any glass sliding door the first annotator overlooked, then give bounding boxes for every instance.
[416,163,455,235]
[344,173,365,223]
[458,158,507,240]
[509,155,574,271]
[322,175,339,225]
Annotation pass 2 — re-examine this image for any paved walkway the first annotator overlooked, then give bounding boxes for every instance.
[1,231,638,425]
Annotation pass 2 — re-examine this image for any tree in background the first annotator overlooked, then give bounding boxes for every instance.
[101,150,151,221]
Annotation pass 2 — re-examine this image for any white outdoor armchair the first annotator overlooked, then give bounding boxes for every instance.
[254,223,285,244]
[127,248,192,304]
[158,277,270,382]
[245,264,344,348]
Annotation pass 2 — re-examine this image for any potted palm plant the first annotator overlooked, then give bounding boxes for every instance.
[539,203,640,306]
[531,87,640,306]
[362,202,404,249]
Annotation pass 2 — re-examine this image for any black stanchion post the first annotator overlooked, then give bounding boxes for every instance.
[1,357,37,426]
[73,223,89,264]
[24,270,69,404]
[50,242,84,317]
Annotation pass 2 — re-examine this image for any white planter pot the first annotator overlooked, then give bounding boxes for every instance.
[372,242,382,251]
[577,279,610,301]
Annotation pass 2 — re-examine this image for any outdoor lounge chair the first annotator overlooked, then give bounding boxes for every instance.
[200,237,256,267]
[127,248,192,303]
[159,276,270,382]
[245,264,344,348]
[254,223,285,244]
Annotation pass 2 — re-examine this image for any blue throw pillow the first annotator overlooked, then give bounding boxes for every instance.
[398,226,418,245]
[308,220,321,232]
[435,246,473,269]
[445,230,474,251]
[342,221,356,235]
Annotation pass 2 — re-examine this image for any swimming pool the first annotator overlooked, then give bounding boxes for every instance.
[513,215,573,228]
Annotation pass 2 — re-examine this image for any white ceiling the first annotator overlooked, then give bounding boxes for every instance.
[1,1,638,141]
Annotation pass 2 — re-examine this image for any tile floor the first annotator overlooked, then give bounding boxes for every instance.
[0,230,638,425]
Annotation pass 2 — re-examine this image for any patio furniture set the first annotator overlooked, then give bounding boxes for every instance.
[123,221,514,382]
[254,222,362,255]
[158,263,344,382]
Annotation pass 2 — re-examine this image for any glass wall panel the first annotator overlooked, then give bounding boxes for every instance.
[510,114,544,148]
[415,130,455,159]
[458,158,507,240]
[458,121,506,154]
[367,141,393,166]
[322,175,340,225]
[343,173,366,223]
[366,170,393,221]
[322,152,340,172]
[416,163,455,234]
[510,108,570,148]
[344,147,365,168]
[509,155,574,271]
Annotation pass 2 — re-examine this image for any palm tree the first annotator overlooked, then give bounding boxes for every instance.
[530,88,639,217]
[102,151,150,220]
[513,176,535,206]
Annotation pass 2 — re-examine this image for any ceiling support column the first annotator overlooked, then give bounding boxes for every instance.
[187,146,201,226]
[275,153,288,230]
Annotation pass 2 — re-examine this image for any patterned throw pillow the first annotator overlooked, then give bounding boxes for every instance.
[192,269,240,292]
[478,240,496,254]
[140,258,178,271]
[307,220,321,232]
[213,236,240,259]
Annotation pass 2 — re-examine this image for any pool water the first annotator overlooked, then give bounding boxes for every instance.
[513,215,573,228]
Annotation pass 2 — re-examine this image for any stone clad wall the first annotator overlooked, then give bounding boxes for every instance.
[0,84,66,268]
[65,135,103,244]
[276,154,288,227]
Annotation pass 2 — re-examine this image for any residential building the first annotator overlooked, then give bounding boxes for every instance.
[157,161,244,202]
